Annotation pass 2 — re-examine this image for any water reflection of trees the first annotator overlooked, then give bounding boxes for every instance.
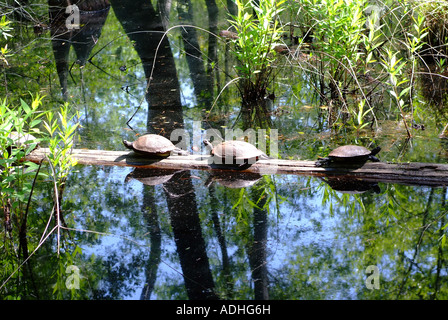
[111,0,272,300]
[319,183,448,299]
[110,0,219,299]
[2,0,448,301]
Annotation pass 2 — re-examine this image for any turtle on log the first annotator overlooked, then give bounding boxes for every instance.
[315,145,381,167]
[203,139,269,169]
[123,134,189,159]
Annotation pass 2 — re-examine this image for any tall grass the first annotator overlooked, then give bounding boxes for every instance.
[299,0,368,100]
[0,95,44,235]
[287,0,445,136]
[1,17,80,291]
[0,15,12,66]
[227,0,286,104]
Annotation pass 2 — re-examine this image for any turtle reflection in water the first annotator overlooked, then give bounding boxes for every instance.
[123,134,189,159]
[125,168,183,186]
[315,145,381,167]
[203,139,269,169]
[320,176,381,194]
[205,171,262,189]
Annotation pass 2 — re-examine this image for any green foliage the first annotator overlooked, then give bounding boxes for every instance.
[0,95,45,296]
[0,95,44,223]
[0,15,12,66]
[297,0,368,94]
[1,94,80,297]
[417,0,448,62]
[43,102,80,191]
[306,0,366,64]
[228,0,286,103]
[347,99,375,135]
[1,0,448,300]
[0,15,12,40]
[378,10,427,137]
[290,0,443,134]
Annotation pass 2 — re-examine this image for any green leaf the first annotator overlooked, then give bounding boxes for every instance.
[29,119,42,128]
[440,234,446,248]
[20,99,31,115]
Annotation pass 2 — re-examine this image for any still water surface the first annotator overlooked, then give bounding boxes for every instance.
[2,0,448,299]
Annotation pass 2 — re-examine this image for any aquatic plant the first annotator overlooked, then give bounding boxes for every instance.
[295,0,368,100]
[378,7,427,138]
[1,20,80,285]
[0,95,44,236]
[227,0,286,104]
[417,0,448,64]
[289,0,446,136]
[0,95,80,294]
[0,16,12,66]
[43,102,80,253]
[43,102,80,194]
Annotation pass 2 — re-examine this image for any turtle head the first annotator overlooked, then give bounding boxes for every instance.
[370,146,381,155]
[203,139,213,149]
[315,157,330,167]
[123,139,133,150]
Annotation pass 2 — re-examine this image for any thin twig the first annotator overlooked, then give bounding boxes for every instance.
[47,159,61,256]
[0,225,58,292]
[19,159,44,260]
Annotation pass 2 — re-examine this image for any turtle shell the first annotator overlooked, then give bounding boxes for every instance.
[124,134,175,157]
[211,140,264,160]
[321,177,381,194]
[209,171,262,188]
[125,168,181,185]
[316,145,380,167]
[328,145,372,158]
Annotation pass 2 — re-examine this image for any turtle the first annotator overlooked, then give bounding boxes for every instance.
[203,139,269,169]
[315,145,381,167]
[125,168,183,186]
[123,134,189,158]
[205,171,262,188]
[320,176,381,194]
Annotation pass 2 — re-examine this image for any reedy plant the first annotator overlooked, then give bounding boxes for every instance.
[379,10,427,138]
[43,102,80,194]
[293,0,440,135]
[43,102,79,252]
[0,18,81,294]
[0,99,80,294]
[1,94,80,267]
[416,0,448,64]
[348,99,374,136]
[228,0,286,104]
[0,95,44,234]
[298,0,368,100]
[0,16,12,66]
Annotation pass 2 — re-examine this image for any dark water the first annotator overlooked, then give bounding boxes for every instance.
[1,0,448,300]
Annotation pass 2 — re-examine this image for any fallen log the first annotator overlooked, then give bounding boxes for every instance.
[25,148,448,187]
